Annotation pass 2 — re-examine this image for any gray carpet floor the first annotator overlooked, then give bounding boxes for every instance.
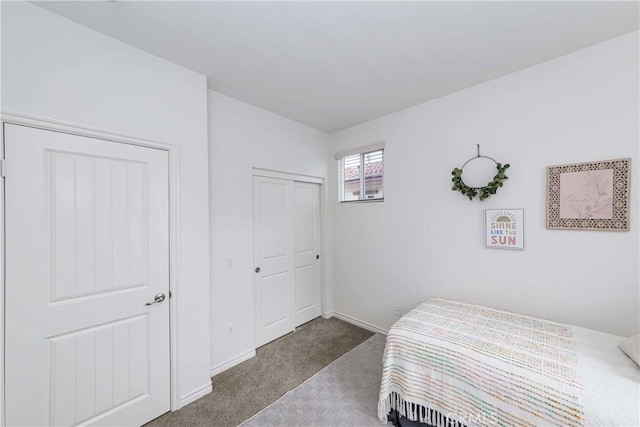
[240,334,386,427]
[146,317,374,427]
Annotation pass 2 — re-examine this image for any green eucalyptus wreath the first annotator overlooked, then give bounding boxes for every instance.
[451,158,510,201]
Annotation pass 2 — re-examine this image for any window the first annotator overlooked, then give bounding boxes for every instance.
[336,143,384,202]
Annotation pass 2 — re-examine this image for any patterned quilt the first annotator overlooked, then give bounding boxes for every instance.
[378,298,585,427]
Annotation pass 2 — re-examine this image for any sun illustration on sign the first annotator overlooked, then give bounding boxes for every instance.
[491,210,517,224]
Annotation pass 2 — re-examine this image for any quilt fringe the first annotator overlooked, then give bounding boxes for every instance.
[378,392,459,427]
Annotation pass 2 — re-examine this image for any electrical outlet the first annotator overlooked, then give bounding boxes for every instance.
[227,323,234,336]
[225,257,233,269]
[394,305,402,317]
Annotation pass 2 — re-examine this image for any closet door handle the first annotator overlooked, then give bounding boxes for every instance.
[316,254,320,260]
[255,267,261,273]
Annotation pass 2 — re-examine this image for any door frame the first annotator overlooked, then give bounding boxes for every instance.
[251,168,328,329]
[0,111,181,424]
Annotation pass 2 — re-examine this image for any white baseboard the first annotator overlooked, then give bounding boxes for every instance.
[329,311,388,335]
[210,348,256,377]
[179,382,212,409]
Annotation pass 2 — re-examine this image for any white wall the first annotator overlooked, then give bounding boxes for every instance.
[208,91,331,372]
[1,2,211,407]
[331,31,640,337]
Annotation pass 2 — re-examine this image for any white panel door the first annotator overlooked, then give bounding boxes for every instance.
[293,182,321,326]
[253,176,295,348]
[4,124,170,426]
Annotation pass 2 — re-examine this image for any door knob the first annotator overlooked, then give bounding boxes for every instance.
[146,293,166,306]
[255,267,261,273]
[316,254,320,260]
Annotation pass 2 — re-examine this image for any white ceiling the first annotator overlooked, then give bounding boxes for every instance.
[34,1,639,133]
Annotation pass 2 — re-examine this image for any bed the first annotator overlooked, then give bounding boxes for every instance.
[378,298,639,427]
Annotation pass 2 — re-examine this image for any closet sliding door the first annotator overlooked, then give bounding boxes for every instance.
[253,176,295,348]
[293,182,321,326]
[253,175,322,348]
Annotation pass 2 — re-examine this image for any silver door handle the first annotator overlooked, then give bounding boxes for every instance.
[146,293,166,306]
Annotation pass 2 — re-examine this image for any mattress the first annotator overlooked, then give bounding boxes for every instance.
[572,325,640,426]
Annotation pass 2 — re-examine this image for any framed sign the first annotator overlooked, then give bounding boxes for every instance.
[546,158,630,231]
[485,209,524,250]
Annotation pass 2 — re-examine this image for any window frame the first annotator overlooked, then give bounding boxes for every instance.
[335,142,385,204]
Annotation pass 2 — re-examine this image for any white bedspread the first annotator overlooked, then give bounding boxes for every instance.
[378,299,586,426]
[378,299,639,427]
[573,325,640,426]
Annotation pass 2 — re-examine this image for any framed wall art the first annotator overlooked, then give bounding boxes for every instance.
[546,158,631,231]
[485,209,524,250]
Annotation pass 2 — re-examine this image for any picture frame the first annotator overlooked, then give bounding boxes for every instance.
[546,158,631,231]
[485,209,524,250]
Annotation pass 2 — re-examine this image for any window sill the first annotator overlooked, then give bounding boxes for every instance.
[339,198,384,204]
